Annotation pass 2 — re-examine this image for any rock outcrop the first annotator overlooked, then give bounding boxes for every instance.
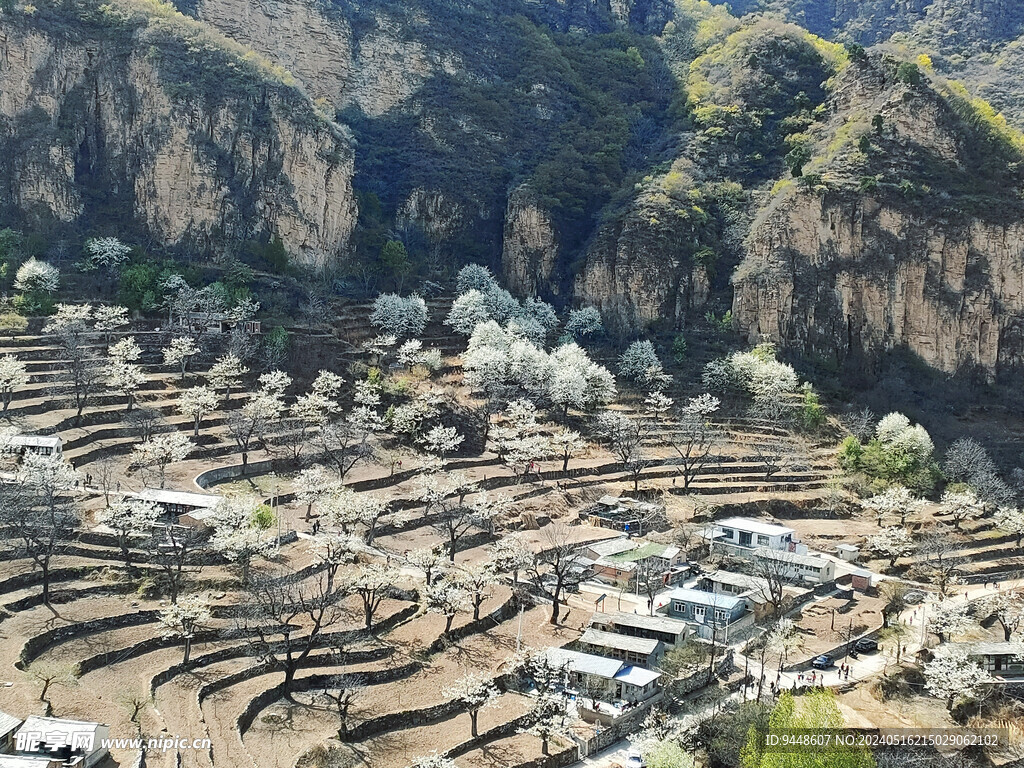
[502,186,559,298]
[574,201,710,334]
[0,12,356,268]
[732,191,1024,379]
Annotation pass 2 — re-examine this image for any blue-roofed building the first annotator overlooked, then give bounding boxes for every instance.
[550,648,662,705]
[659,587,754,642]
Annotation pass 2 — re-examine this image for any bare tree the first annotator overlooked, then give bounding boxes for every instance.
[595,411,649,492]
[919,530,966,597]
[530,525,587,625]
[0,454,80,605]
[667,394,721,490]
[318,673,366,740]
[244,570,345,697]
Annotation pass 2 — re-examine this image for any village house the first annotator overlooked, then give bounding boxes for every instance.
[705,517,800,557]
[588,611,689,647]
[0,711,20,753]
[584,495,665,536]
[753,548,836,586]
[12,717,109,768]
[660,587,754,641]
[584,537,687,589]
[551,649,662,706]
[178,311,261,336]
[949,642,1024,680]
[698,570,777,621]
[577,627,664,667]
[3,435,62,458]
[131,488,221,527]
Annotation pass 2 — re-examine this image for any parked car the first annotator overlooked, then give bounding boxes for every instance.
[811,654,835,670]
[624,750,647,768]
[904,590,926,604]
[854,638,879,653]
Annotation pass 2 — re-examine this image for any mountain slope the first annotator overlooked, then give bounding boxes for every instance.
[0,0,356,267]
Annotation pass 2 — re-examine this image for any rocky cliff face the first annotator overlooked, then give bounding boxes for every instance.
[732,192,1024,378]
[502,186,560,299]
[0,13,356,268]
[191,0,454,116]
[574,197,711,333]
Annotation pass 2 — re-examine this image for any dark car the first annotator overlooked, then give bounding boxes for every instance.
[811,655,834,670]
[854,638,878,653]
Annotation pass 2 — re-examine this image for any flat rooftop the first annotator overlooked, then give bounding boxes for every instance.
[134,488,221,508]
[592,611,689,635]
[714,517,796,537]
[579,628,660,655]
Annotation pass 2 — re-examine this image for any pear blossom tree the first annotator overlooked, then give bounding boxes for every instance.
[129,432,192,488]
[867,526,914,569]
[105,336,146,411]
[207,353,249,401]
[407,547,447,587]
[927,600,973,643]
[863,485,926,527]
[97,498,161,570]
[995,505,1024,548]
[596,411,649,492]
[941,488,984,530]
[163,337,200,382]
[486,534,533,586]
[924,646,990,711]
[176,386,219,437]
[369,293,427,338]
[425,579,470,635]
[982,592,1024,641]
[453,563,498,621]
[420,425,464,463]
[442,673,500,737]
[83,237,132,270]
[14,257,59,293]
[294,465,344,521]
[550,427,586,473]
[0,354,29,412]
[159,595,211,664]
[208,496,276,584]
[564,306,603,341]
[340,562,398,629]
[93,305,130,348]
[667,394,721,490]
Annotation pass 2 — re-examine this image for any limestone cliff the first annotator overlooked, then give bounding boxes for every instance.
[0,3,357,268]
[732,58,1024,379]
[502,186,559,299]
[574,201,711,333]
[733,192,1024,378]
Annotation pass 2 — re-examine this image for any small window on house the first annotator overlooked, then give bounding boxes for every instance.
[721,528,734,540]
[757,535,769,546]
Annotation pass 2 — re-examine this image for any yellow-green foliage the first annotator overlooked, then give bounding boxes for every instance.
[803,32,850,72]
[670,0,740,51]
[939,79,1024,158]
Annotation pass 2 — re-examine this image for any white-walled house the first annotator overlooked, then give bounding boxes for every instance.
[13,717,109,768]
[753,548,836,585]
[705,517,801,556]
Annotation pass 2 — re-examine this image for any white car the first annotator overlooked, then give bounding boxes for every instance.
[624,750,646,768]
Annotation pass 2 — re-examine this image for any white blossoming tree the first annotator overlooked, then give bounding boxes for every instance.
[14,257,59,293]
[163,337,200,382]
[442,673,500,737]
[177,386,219,437]
[924,646,990,710]
[97,498,161,570]
[159,594,211,664]
[369,293,428,338]
[208,496,276,584]
[83,237,133,270]
[866,526,914,569]
[0,354,29,412]
[207,353,249,401]
[129,432,193,488]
